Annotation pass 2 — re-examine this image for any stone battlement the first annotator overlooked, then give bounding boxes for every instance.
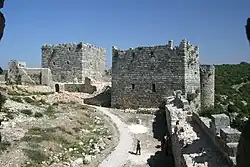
[41,42,105,51]
[166,94,240,167]
[200,64,215,76]
[112,39,199,52]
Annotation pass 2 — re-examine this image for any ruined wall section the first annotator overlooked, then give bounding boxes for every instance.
[200,65,215,108]
[180,40,201,96]
[42,42,106,83]
[111,41,186,109]
[7,60,53,86]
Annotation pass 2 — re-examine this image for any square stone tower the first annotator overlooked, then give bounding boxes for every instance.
[111,40,200,109]
[41,42,106,83]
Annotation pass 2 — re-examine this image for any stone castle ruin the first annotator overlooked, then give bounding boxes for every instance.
[111,39,215,109]
[2,42,108,93]
[0,38,244,166]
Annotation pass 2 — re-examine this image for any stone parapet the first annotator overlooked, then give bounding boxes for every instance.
[192,112,240,167]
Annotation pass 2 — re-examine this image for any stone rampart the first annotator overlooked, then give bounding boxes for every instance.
[192,112,240,166]
[165,94,237,166]
[165,96,195,167]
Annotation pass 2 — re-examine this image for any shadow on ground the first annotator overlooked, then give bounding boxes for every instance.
[147,103,174,167]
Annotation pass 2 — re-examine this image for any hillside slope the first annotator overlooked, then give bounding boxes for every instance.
[213,64,250,131]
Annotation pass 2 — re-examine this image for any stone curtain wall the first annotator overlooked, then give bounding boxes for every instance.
[111,40,200,109]
[200,65,215,108]
[41,42,106,83]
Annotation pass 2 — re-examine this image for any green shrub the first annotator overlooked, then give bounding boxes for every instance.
[23,97,35,104]
[20,109,33,116]
[38,99,47,105]
[44,105,56,117]
[228,104,239,113]
[34,112,43,118]
[10,96,23,103]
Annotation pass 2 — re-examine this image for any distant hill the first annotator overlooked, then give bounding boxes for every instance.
[213,64,250,131]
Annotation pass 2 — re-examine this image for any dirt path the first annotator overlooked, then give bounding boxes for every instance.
[95,107,134,167]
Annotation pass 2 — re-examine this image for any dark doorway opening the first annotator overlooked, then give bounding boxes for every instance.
[152,84,156,92]
[55,84,59,92]
[132,84,135,89]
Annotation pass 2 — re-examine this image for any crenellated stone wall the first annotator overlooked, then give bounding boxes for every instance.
[41,42,106,83]
[111,40,200,109]
[165,92,239,167]
[192,112,240,166]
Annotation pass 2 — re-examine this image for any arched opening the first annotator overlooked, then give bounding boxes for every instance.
[55,84,59,92]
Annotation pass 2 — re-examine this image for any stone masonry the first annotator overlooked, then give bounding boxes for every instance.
[111,40,201,109]
[41,42,106,83]
[6,60,53,86]
[200,65,215,108]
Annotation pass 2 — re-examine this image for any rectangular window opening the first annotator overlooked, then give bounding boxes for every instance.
[152,84,156,92]
[132,84,135,89]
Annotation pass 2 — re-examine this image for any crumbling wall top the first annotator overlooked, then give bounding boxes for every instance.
[41,41,106,51]
[200,64,215,76]
[112,39,199,53]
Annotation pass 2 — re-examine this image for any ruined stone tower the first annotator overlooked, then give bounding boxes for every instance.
[111,40,201,109]
[200,65,215,108]
[41,42,106,83]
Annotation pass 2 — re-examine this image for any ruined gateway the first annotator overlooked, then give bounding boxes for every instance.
[111,39,215,109]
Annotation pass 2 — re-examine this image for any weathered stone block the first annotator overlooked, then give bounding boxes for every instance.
[220,127,241,143]
[225,142,238,157]
[211,114,230,127]
[211,114,230,135]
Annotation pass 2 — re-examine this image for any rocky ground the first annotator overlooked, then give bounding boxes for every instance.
[0,85,119,167]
